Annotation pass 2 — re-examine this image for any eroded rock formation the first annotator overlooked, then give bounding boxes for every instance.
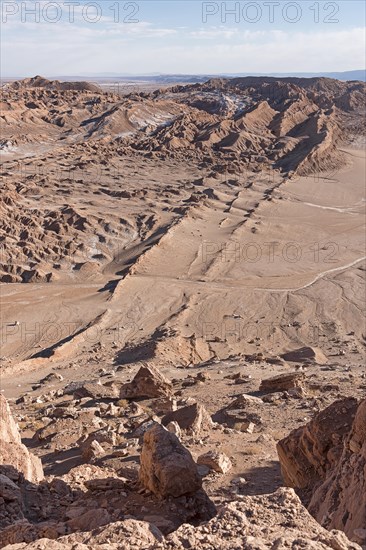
[277,398,365,543]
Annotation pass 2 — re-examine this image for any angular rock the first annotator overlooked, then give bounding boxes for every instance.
[139,423,201,498]
[226,394,263,409]
[0,473,24,529]
[39,372,64,385]
[0,517,62,547]
[162,402,212,435]
[237,421,255,434]
[81,439,105,462]
[66,508,111,531]
[148,397,177,416]
[79,428,116,455]
[259,371,306,393]
[120,363,172,400]
[73,518,163,547]
[0,474,21,502]
[281,346,328,364]
[0,395,43,483]
[197,451,232,474]
[221,408,261,430]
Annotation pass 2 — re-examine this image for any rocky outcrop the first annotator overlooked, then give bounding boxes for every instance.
[308,399,366,543]
[161,488,360,550]
[0,396,43,483]
[120,364,172,399]
[139,423,201,498]
[277,398,365,544]
[277,397,358,490]
[8,76,102,93]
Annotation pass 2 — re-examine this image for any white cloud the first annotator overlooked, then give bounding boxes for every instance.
[189,26,240,39]
[1,22,365,75]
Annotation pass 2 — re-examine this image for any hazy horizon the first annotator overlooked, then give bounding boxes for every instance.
[2,1,365,76]
[2,70,365,81]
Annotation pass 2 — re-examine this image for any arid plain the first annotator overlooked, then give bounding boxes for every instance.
[0,76,365,549]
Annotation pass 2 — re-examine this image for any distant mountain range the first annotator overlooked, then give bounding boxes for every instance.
[47,70,366,83]
[3,70,365,85]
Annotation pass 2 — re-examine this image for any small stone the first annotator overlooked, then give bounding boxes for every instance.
[197,451,232,474]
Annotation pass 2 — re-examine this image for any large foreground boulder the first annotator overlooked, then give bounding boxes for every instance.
[278,398,365,543]
[120,364,172,399]
[0,396,43,483]
[139,423,201,498]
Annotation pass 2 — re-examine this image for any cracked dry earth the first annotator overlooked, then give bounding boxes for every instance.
[0,76,365,549]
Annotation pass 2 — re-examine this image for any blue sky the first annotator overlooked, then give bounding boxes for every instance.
[1,1,365,76]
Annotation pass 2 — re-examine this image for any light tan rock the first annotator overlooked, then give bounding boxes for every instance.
[79,429,116,461]
[162,402,212,435]
[1,490,360,550]
[2,518,163,549]
[197,451,232,474]
[226,394,263,409]
[0,395,43,483]
[120,363,172,399]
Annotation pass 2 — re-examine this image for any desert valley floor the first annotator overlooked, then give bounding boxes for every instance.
[0,76,365,549]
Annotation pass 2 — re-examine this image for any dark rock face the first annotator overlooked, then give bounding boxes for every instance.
[277,398,365,543]
[308,399,366,542]
[277,397,358,489]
